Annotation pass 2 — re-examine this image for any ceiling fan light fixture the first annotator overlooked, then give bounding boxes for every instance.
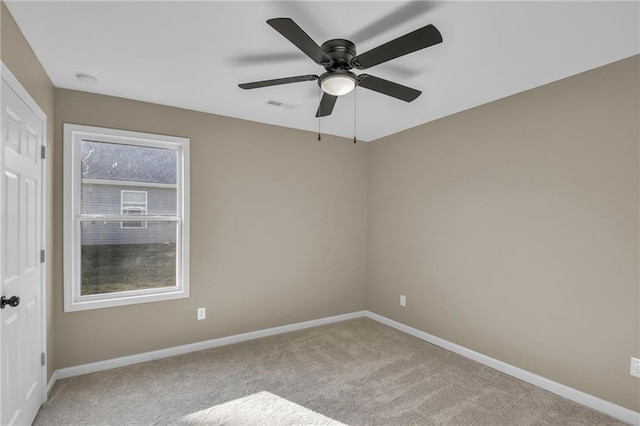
[320,72,357,96]
[239,18,441,117]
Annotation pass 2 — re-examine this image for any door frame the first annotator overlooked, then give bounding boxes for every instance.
[0,61,49,409]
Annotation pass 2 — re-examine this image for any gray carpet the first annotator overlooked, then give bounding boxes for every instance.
[35,318,624,425]
[182,391,345,425]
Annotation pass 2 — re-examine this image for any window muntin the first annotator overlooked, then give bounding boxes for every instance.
[64,124,189,312]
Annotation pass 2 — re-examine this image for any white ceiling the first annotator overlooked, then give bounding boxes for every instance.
[6,1,640,141]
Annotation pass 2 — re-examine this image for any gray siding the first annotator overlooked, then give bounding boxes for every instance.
[81,183,177,245]
[81,222,176,246]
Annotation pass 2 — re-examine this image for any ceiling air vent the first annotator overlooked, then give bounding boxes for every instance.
[267,99,297,109]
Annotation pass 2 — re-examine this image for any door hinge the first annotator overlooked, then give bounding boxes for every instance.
[41,145,46,160]
[41,352,46,366]
[40,249,45,263]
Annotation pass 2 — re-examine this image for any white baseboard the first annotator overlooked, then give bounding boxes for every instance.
[46,370,58,397]
[55,311,367,380]
[365,311,640,426]
[49,309,639,425]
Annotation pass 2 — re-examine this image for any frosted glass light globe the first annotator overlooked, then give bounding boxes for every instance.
[320,74,356,96]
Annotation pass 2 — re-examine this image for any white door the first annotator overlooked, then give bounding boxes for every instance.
[1,74,45,425]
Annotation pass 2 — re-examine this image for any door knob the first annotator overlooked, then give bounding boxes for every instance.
[0,296,20,309]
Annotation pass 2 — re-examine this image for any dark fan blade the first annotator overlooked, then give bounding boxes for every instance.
[357,74,421,102]
[349,1,438,44]
[232,52,306,66]
[238,75,318,90]
[316,92,338,117]
[267,18,333,66]
[352,24,442,69]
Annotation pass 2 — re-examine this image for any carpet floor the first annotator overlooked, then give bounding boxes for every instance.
[35,318,625,425]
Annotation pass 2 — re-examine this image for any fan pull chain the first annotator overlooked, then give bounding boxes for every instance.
[317,86,322,141]
[353,87,357,144]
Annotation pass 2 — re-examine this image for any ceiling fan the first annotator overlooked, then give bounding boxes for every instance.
[238,18,443,117]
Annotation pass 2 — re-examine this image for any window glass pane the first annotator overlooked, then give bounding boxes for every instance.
[122,191,146,203]
[81,141,177,216]
[80,221,177,295]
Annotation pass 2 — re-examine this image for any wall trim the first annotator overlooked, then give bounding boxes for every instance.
[54,311,367,380]
[364,311,640,426]
[47,371,58,396]
[49,310,638,425]
[1,62,47,119]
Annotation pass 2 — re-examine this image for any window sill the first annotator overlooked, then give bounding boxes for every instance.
[64,287,189,312]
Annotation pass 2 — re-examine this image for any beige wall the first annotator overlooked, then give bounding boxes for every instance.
[1,1,57,380]
[53,89,368,368]
[367,55,640,411]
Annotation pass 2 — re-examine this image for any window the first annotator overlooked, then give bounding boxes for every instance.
[121,190,148,228]
[64,124,189,311]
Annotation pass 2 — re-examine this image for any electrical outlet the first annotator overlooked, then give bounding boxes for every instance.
[631,357,640,378]
[197,307,206,320]
[400,295,406,307]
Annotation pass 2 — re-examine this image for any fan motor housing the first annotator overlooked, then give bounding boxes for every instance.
[321,39,356,70]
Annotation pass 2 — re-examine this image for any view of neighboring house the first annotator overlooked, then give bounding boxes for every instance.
[80,140,177,245]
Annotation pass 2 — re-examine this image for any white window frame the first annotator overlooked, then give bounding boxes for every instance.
[63,124,190,312]
[120,190,148,229]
